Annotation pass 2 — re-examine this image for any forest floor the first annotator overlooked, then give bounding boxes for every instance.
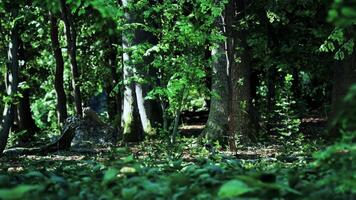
[0,114,335,200]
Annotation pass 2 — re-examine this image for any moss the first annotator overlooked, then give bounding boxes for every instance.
[144,122,156,136]
[123,113,133,139]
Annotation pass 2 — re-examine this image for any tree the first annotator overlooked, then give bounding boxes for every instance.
[227,0,254,149]
[121,0,159,142]
[59,0,82,117]
[50,11,68,125]
[201,3,229,145]
[331,45,356,127]
[0,19,20,155]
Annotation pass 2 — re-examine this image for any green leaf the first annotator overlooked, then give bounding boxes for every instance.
[102,168,119,186]
[0,185,41,200]
[218,180,253,198]
[121,186,138,199]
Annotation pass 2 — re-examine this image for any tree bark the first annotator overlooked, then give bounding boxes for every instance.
[121,48,143,141]
[121,0,143,142]
[121,0,159,141]
[0,23,20,155]
[201,13,229,145]
[59,0,82,117]
[105,41,120,122]
[266,66,277,133]
[16,88,39,143]
[13,35,39,143]
[330,47,356,125]
[228,0,254,149]
[50,12,68,125]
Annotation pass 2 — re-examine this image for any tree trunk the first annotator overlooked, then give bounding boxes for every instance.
[121,0,159,141]
[59,0,82,117]
[229,37,252,144]
[266,66,277,133]
[201,14,229,145]
[104,32,122,142]
[228,0,253,149]
[17,88,39,143]
[0,24,20,155]
[330,47,356,125]
[50,12,68,125]
[121,51,143,141]
[14,33,39,143]
[250,69,260,133]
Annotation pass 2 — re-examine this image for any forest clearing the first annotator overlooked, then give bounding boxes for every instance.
[0,0,355,199]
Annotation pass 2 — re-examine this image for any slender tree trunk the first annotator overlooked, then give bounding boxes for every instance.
[135,84,155,135]
[59,0,82,117]
[50,12,68,125]
[201,14,229,145]
[330,47,356,122]
[250,69,260,133]
[0,24,20,155]
[266,66,276,133]
[13,37,39,143]
[17,88,39,143]
[104,36,121,141]
[261,9,278,134]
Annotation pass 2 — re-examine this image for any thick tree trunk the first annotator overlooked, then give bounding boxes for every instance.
[201,14,229,144]
[59,0,82,117]
[228,0,254,149]
[229,35,252,144]
[50,13,68,125]
[0,24,20,155]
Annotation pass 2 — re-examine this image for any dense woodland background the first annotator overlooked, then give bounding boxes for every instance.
[0,0,355,199]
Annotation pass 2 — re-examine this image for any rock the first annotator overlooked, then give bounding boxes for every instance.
[61,109,117,148]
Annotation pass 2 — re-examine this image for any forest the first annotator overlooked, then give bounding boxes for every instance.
[0,0,355,199]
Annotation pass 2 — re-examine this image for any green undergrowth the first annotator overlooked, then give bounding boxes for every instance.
[0,137,354,200]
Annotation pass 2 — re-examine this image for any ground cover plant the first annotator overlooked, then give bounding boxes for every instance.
[0,0,355,199]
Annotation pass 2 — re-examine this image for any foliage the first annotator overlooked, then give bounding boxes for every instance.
[273,74,301,136]
[0,0,354,199]
[312,84,356,195]
[0,134,351,200]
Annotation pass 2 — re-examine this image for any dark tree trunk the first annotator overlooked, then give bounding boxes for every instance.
[229,34,253,144]
[50,12,68,125]
[17,88,39,143]
[104,31,121,142]
[0,24,20,155]
[330,47,356,129]
[13,34,39,143]
[105,32,121,125]
[250,69,260,133]
[266,66,277,133]
[228,0,254,149]
[59,0,82,117]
